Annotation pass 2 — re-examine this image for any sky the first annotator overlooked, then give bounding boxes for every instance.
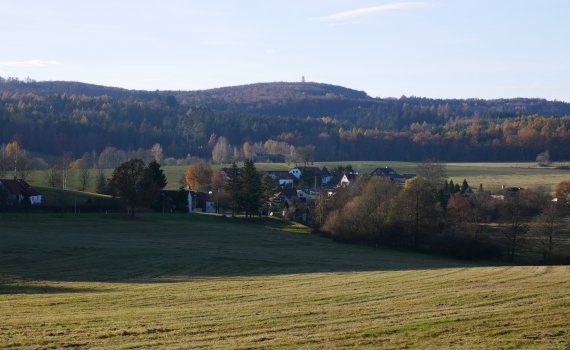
[1,0,569,100]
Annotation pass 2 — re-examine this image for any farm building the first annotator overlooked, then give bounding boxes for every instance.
[0,179,42,205]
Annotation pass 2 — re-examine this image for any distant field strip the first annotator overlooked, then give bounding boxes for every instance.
[0,215,569,349]
[20,161,570,192]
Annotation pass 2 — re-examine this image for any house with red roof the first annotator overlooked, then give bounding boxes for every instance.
[0,179,42,205]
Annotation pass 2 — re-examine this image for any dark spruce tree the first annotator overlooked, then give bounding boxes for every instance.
[261,174,278,216]
[143,160,168,211]
[240,159,262,218]
[225,162,242,216]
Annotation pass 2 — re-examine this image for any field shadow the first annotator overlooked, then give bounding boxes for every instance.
[0,282,104,295]
[0,214,496,285]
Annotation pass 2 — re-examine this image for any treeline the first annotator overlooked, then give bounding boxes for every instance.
[315,165,570,263]
[1,78,569,161]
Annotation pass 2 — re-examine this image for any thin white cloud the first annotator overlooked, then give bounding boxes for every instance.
[320,2,432,22]
[0,60,61,68]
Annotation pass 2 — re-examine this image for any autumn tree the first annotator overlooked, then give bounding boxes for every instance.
[416,161,447,191]
[393,177,443,249]
[212,137,232,164]
[211,170,227,193]
[446,192,472,236]
[184,161,212,192]
[555,180,570,210]
[536,150,550,167]
[242,142,253,159]
[500,191,530,261]
[60,151,74,190]
[79,168,90,191]
[109,159,147,215]
[151,143,164,164]
[4,139,31,179]
[323,176,400,243]
[46,166,62,188]
[211,170,228,213]
[108,159,166,215]
[95,170,108,194]
[296,144,315,165]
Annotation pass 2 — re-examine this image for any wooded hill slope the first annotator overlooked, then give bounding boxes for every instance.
[1,77,569,161]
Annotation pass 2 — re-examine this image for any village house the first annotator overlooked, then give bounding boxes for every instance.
[0,179,42,205]
[289,166,334,185]
[339,173,358,187]
[369,166,415,185]
[491,186,524,201]
[270,188,308,207]
[264,170,296,186]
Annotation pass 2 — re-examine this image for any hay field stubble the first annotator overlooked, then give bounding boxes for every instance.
[0,214,569,349]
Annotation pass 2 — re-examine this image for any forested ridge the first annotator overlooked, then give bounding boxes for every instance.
[1,77,569,162]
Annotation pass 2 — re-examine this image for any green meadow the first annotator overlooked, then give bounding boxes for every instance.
[18,161,570,193]
[1,214,568,349]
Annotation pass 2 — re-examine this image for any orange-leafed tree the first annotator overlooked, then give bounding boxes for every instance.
[555,180,570,209]
[184,162,212,192]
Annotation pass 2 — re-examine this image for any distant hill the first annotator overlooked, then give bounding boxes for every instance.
[2,78,570,118]
[0,77,569,162]
[0,78,159,100]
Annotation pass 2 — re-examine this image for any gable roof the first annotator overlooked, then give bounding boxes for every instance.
[266,170,296,180]
[291,166,330,175]
[0,179,41,197]
[278,188,298,198]
[370,167,402,178]
[343,173,358,181]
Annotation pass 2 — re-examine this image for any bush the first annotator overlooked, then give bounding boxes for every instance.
[429,234,503,260]
[544,252,570,265]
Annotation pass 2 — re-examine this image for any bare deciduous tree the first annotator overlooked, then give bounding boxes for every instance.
[529,204,565,261]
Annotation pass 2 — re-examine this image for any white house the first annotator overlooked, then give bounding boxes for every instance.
[289,167,302,180]
[296,189,309,199]
[339,173,358,187]
[267,171,296,186]
[289,166,334,185]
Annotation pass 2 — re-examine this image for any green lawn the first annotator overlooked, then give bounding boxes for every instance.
[0,214,568,349]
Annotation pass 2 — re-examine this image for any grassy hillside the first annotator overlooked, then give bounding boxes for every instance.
[1,214,568,349]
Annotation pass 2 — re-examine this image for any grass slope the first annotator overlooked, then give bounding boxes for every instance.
[0,214,568,349]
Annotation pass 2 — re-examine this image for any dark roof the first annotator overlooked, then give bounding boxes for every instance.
[370,167,402,178]
[267,171,296,180]
[0,179,41,197]
[275,188,298,198]
[291,166,329,175]
[343,173,358,180]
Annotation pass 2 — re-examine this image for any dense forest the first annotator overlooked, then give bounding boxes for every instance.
[1,77,569,163]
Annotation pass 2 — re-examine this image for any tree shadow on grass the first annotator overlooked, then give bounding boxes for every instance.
[0,213,497,285]
[0,282,104,295]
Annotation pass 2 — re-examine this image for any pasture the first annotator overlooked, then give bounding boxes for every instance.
[1,214,569,349]
[19,161,569,193]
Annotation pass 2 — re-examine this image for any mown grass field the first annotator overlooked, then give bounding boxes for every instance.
[1,214,569,349]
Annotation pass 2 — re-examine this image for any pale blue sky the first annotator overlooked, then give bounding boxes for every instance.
[1,1,569,100]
